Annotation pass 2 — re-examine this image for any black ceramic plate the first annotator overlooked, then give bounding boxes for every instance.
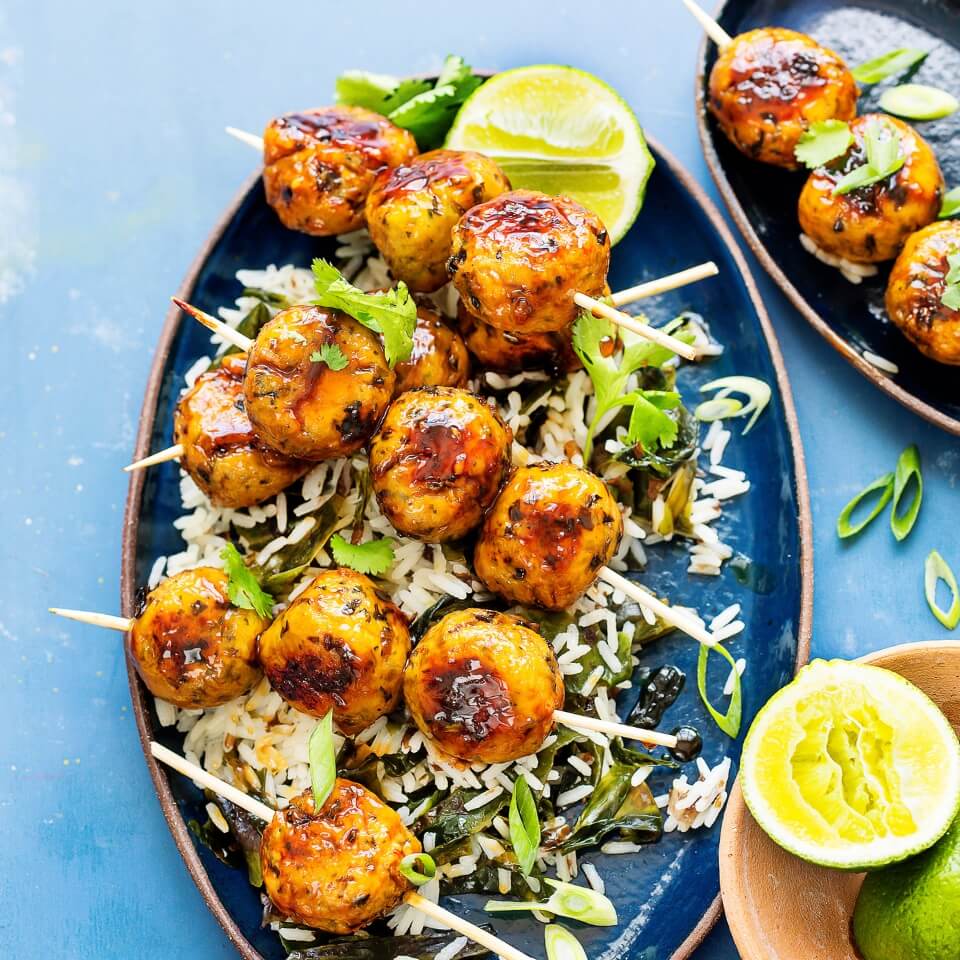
[121,138,812,958]
[696,0,960,434]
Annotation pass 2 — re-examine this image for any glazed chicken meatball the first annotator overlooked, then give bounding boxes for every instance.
[448,189,610,335]
[708,27,858,168]
[128,568,265,709]
[261,780,419,933]
[798,115,943,263]
[244,304,395,461]
[474,461,623,610]
[262,106,417,236]
[258,568,410,734]
[369,387,512,542]
[366,149,511,292]
[172,354,308,508]
[886,220,960,364]
[457,300,581,373]
[392,301,471,394]
[404,608,564,763]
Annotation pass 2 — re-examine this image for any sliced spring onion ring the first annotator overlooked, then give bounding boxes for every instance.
[925,551,960,629]
[697,376,771,434]
[693,397,743,422]
[508,775,540,876]
[399,852,437,886]
[851,48,928,85]
[836,472,894,539]
[545,924,587,960]
[485,879,617,926]
[697,641,742,738]
[891,444,923,541]
[939,186,960,219]
[880,83,959,121]
[308,712,336,810]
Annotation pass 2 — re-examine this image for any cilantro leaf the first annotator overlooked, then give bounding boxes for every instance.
[625,391,681,450]
[312,259,416,367]
[941,251,960,311]
[833,118,904,196]
[939,186,960,219]
[310,343,348,371]
[851,48,928,85]
[220,543,275,618]
[329,534,396,576]
[334,70,431,114]
[794,120,853,169]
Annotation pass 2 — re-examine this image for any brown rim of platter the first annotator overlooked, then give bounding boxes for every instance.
[692,2,960,437]
[120,133,814,960]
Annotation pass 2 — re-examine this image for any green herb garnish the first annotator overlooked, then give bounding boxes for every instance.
[334,70,431,113]
[833,118,904,196]
[220,543,274,618]
[485,879,617,926]
[697,642,742,738]
[310,343,349,371]
[695,376,770,434]
[880,83,959,121]
[836,472,895,539]
[939,187,960,219]
[941,251,960,311]
[545,924,587,960]
[329,533,396,576]
[308,712,336,810]
[312,259,416,367]
[891,444,923,541]
[399,852,438,886]
[508,775,540,876]
[794,120,854,169]
[925,550,960,629]
[851,48,928,85]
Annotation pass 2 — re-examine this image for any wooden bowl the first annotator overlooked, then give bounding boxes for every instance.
[719,641,960,960]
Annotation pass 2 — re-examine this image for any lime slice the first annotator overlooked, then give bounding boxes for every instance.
[741,659,960,870]
[444,65,654,244]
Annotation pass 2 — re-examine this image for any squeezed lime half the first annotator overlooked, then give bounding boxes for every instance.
[740,659,960,870]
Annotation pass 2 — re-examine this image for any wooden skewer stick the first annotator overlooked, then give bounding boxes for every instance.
[124,444,184,473]
[554,709,678,749]
[149,743,536,960]
[599,567,718,648]
[226,126,264,151]
[574,292,700,361]
[172,297,253,353]
[49,608,133,631]
[610,261,719,308]
[680,0,733,49]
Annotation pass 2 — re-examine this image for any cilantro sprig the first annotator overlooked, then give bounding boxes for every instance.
[794,120,853,169]
[329,534,396,576]
[312,259,416,367]
[832,118,904,196]
[942,251,960,311]
[220,543,275,618]
[310,343,348,371]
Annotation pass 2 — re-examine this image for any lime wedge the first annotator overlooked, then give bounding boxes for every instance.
[741,659,960,870]
[444,65,654,244]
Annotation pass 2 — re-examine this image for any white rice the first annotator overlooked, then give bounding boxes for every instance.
[799,232,879,285]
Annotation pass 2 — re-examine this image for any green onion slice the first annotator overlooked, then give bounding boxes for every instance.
[891,444,923,541]
[697,641,742,739]
[939,186,960,219]
[694,397,744,422]
[508,775,540,876]
[399,852,437,886]
[836,472,894,539]
[851,48,928,85]
[880,83,959,121]
[925,551,960,629]
[308,712,336,811]
[697,376,771,434]
[545,924,587,960]
[485,879,617,926]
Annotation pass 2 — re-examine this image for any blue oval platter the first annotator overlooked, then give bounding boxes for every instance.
[122,129,812,959]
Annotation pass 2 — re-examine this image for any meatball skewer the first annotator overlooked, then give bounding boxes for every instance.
[149,743,535,960]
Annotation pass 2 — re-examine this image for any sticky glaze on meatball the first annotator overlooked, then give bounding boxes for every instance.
[474,461,623,610]
[369,387,512,542]
[173,354,308,508]
[886,220,960,364]
[262,106,417,236]
[128,568,265,709]
[392,301,471,394]
[366,149,511,292]
[457,300,582,373]
[708,27,857,169]
[261,780,419,933]
[258,568,410,733]
[447,189,610,334]
[798,114,943,263]
[404,608,564,763]
[244,304,395,461]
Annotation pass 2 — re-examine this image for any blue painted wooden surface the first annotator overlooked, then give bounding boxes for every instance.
[2,1,957,957]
